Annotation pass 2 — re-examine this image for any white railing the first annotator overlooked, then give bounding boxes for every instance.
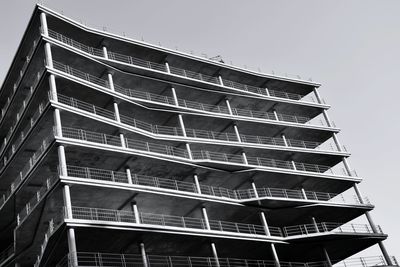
[65,165,369,206]
[52,60,333,128]
[60,126,354,178]
[55,252,399,267]
[47,29,322,104]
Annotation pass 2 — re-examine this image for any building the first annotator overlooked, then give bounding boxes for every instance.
[0,4,397,267]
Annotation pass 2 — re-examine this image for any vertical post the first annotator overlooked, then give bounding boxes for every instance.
[63,184,73,219]
[301,188,308,200]
[132,202,140,223]
[342,158,353,176]
[322,110,332,127]
[311,217,319,233]
[273,110,279,121]
[53,109,62,137]
[102,46,109,59]
[251,182,259,198]
[171,87,179,106]
[193,174,202,194]
[323,247,333,267]
[67,228,78,266]
[281,134,288,146]
[201,207,211,230]
[313,88,323,104]
[186,143,193,160]
[260,212,281,267]
[44,43,53,68]
[332,133,342,151]
[242,151,248,165]
[126,168,133,184]
[40,13,49,36]
[58,145,68,177]
[113,102,121,122]
[107,72,115,91]
[139,243,149,267]
[120,133,126,148]
[178,114,187,137]
[211,243,220,267]
[353,183,364,204]
[218,76,224,86]
[165,62,171,73]
[225,98,233,115]
[48,74,57,101]
[233,123,242,142]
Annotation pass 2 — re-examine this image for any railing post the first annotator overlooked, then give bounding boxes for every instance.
[67,228,79,267]
[211,243,220,267]
[193,174,202,194]
[201,207,211,230]
[139,243,149,267]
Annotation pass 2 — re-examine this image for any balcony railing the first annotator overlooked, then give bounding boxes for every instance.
[47,29,322,104]
[55,252,399,267]
[60,126,353,178]
[65,165,369,206]
[52,60,333,128]
[57,92,342,153]
[69,206,280,237]
[0,244,14,266]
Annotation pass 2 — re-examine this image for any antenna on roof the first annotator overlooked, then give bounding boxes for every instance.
[209,55,225,64]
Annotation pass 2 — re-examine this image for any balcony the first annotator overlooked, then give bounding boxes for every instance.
[59,126,355,179]
[55,252,399,267]
[64,165,369,207]
[46,30,322,105]
[51,61,334,130]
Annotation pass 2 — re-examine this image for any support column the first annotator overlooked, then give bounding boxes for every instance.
[53,109,62,137]
[67,228,78,266]
[193,174,202,194]
[171,87,179,106]
[332,133,342,151]
[102,46,109,59]
[132,202,140,223]
[301,188,308,200]
[44,43,53,68]
[120,133,126,148]
[201,207,211,230]
[113,102,121,122]
[48,74,58,102]
[40,12,49,36]
[58,145,68,177]
[62,184,73,219]
[211,243,220,267]
[311,217,320,233]
[178,114,187,137]
[218,76,224,86]
[251,181,259,198]
[322,110,333,127]
[225,98,233,115]
[273,110,279,121]
[260,212,281,267]
[342,158,353,176]
[107,72,115,91]
[165,62,171,73]
[241,151,248,165]
[322,247,333,267]
[233,123,241,142]
[313,88,323,104]
[126,168,133,184]
[281,134,288,146]
[139,243,149,267]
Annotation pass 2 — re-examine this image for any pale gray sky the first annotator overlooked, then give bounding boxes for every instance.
[1,0,398,259]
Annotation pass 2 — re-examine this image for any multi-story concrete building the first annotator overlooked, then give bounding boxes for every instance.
[0,4,397,267]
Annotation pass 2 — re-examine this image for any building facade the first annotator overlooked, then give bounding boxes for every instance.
[0,4,397,267]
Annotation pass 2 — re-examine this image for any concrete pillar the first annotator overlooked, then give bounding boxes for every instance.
[139,243,149,267]
[322,110,333,127]
[186,143,193,160]
[44,43,53,68]
[58,145,68,177]
[281,134,288,146]
[332,133,342,151]
[342,158,353,176]
[165,62,171,73]
[67,228,78,266]
[113,102,120,122]
[120,133,126,148]
[132,202,140,223]
[260,212,281,267]
[270,244,281,267]
[311,217,320,233]
[201,207,211,230]
[40,13,49,36]
[126,168,133,184]
[301,188,308,200]
[273,110,279,121]
[242,151,248,165]
[102,46,108,59]
[323,247,333,267]
[63,184,73,219]
[313,88,323,104]
[53,109,62,137]
[178,114,187,137]
[218,76,224,86]
[260,211,270,235]
[193,174,202,194]
[353,183,364,204]
[233,123,242,142]
[225,98,233,115]
[48,74,58,101]
[107,72,115,91]
[211,243,220,267]
[378,242,393,265]
[171,87,179,106]
[251,182,259,198]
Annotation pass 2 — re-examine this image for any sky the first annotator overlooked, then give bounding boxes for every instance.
[0,0,398,260]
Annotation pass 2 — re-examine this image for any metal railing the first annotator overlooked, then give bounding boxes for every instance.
[283,222,382,237]
[47,29,320,104]
[55,252,398,267]
[0,244,14,266]
[64,165,369,206]
[60,126,352,178]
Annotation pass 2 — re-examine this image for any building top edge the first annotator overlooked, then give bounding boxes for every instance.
[36,4,322,88]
